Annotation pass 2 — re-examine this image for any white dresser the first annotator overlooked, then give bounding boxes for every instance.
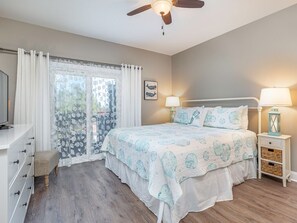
[0,125,35,223]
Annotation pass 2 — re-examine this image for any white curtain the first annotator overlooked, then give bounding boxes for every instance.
[120,64,142,127]
[14,48,51,152]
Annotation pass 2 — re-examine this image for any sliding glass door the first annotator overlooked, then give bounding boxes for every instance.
[52,74,87,161]
[50,58,121,166]
[91,77,117,155]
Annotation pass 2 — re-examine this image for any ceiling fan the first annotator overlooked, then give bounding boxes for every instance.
[127,0,205,25]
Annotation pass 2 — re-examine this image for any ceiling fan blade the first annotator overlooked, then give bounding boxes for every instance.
[162,11,172,25]
[127,4,151,16]
[174,0,205,8]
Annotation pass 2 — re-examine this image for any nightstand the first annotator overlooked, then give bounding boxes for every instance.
[258,133,291,187]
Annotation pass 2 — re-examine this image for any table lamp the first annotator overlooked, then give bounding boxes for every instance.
[259,87,292,136]
[165,96,180,122]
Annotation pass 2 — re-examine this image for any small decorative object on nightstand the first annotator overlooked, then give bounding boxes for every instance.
[258,133,291,187]
[165,96,180,122]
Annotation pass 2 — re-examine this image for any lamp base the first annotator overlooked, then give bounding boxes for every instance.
[170,107,175,122]
[268,106,281,136]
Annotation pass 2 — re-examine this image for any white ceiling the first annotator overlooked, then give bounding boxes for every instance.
[0,0,296,55]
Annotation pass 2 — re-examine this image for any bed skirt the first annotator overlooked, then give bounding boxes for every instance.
[105,154,257,223]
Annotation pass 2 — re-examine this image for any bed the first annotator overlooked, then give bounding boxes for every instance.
[101,97,262,223]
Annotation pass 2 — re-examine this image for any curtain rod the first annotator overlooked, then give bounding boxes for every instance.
[0,48,43,57]
[0,47,143,70]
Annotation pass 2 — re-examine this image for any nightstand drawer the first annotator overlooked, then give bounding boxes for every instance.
[261,160,282,176]
[260,137,283,149]
[261,147,282,163]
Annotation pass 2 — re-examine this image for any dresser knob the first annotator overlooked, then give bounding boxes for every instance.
[14,191,20,196]
[27,163,32,166]
[22,174,27,178]
[13,160,19,164]
[29,137,35,140]
[28,186,32,190]
[26,142,32,145]
[22,202,28,207]
[21,149,27,153]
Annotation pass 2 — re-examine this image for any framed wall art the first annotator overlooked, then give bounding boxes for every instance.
[144,80,158,100]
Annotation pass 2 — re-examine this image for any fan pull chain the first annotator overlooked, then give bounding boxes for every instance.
[161,19,165,36]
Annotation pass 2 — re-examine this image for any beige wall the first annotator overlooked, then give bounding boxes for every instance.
[172,5,297,171]
[0,17,172,125]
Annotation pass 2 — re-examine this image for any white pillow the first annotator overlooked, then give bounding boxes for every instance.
[204,106,243,130]
[174,107,197,124]
[189,107,207,127]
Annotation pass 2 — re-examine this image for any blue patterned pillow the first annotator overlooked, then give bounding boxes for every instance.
[174,107,196,124]
[204,106,243,130]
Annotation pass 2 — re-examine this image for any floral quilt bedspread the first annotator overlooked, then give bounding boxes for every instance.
[101,123,257,208]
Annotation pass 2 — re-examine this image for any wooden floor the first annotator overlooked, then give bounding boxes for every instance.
[25,160,297,223]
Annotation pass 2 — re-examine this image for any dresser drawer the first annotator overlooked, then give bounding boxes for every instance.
[261,147,282,163]
[261,160,283,176]
[8,155,33,218]
[9,176,32,223]
[8,137,28,183]
[8,129,34,185]
[8,158,19,185]
[260,137,283,149]
[8,175,24,220]
[9,166,33,223]
[9,155,32,186]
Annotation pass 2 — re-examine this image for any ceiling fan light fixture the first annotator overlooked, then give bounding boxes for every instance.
[151,0,172,16]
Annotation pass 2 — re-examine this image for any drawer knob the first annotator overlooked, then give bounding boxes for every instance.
[269,142,272,145]
[14,191,20,196]
[22,202,28,207]
[28,186,32,190]
[13,160,19,164]
[31,155,35,158]
[22,174,28,178]
[21,149,27,153]
[27,163,32,166]
[26,142,32,145]
[29,137,35,140]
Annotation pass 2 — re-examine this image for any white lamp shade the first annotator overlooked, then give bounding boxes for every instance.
[151,0,172,15]
[166,96,180,107]
[259,88,292,107]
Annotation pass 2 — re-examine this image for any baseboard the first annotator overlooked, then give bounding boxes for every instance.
[58,153,105,167]
[291,171,297,182]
